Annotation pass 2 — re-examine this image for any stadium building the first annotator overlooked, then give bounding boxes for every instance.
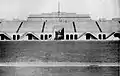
[0,12,119,76]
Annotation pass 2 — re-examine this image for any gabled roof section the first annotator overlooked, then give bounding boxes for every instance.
[29,12,90,18]
[97,20,120,32]
[19,21,44,33]
[0,21,21,33]
[112,18,120,21]
[27,12,91,21]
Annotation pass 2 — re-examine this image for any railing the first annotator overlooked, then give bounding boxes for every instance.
[0,32,119,41]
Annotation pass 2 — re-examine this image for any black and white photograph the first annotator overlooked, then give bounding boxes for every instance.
[0,0,119,76]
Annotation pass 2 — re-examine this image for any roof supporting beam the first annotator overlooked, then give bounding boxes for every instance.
[72,21,77,32]
[95,21,102,32]
[16,22,23,33]
[41,21,47,33]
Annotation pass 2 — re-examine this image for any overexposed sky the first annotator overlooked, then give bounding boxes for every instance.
[0,0,120,20]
